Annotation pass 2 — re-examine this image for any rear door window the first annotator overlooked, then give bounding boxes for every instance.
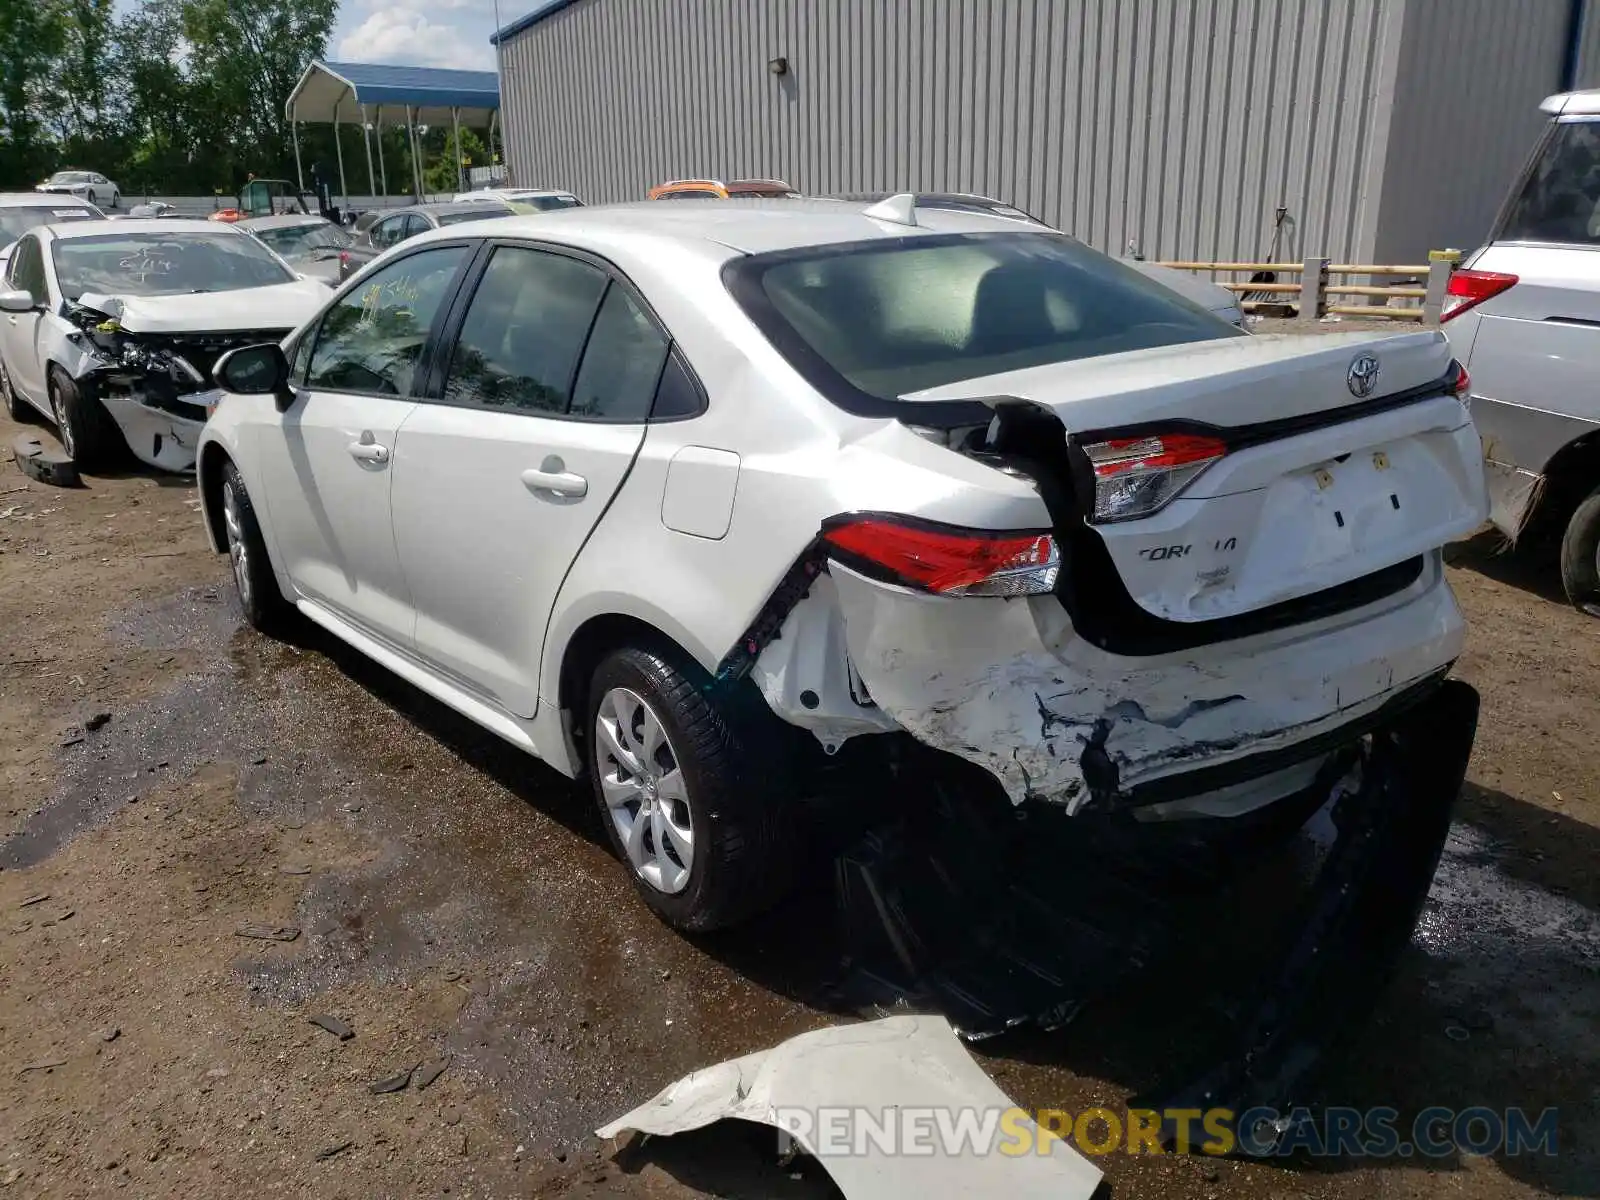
[568,283,671,420]
[441,245,608,414]
[1497,119,1600,245]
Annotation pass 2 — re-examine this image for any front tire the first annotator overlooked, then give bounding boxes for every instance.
[586,644,795,931]
[86,190,96,206]
[48,367,121,469]
[220,460,292,633]
[1559,485,1600,616]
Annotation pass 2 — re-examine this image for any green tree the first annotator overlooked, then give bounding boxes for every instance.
[424,126,488,195]
[0,0,69,184]
[176,0,338,182]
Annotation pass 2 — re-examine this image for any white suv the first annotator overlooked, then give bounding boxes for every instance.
[1443,88,1600,613]
[196,197,1488,930]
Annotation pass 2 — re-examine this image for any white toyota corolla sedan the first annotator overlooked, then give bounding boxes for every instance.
[196,197,1489,930]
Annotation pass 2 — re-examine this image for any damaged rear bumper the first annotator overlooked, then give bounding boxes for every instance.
[821,552,1464,812]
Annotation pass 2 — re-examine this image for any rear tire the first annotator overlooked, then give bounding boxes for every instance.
[1559,485,1600,616]
[220,459,292,634]
[586,644,796,932]
[48,367,121,469]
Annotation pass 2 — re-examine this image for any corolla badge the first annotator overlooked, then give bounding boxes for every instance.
[1347,353,1381,398]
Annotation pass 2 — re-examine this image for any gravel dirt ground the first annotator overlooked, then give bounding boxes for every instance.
[0,403,1596,1200]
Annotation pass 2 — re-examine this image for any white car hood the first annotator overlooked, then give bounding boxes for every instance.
[77,277,328,333]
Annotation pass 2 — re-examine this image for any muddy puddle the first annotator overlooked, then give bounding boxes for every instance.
[4,586,1596,1186]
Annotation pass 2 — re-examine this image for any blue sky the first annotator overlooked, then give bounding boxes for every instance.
[332,0,511,70]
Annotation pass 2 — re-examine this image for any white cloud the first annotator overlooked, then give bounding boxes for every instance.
[335,3,494,70]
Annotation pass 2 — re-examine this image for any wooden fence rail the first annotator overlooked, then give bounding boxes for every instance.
[1152,252,1461,325]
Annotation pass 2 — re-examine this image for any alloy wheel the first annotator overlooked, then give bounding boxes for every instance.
[50,382,76,458]
[595,686,695,894]
[221,480,253,609]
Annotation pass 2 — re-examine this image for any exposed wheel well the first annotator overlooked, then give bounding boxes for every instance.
[557,614,696,777]
[196,443,231,551]
[1529,431,1600,542]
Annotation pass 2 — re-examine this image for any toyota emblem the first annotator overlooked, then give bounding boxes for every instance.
[1347,353,1380,398]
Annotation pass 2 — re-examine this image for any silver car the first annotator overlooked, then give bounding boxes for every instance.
[1445,88,1600,613]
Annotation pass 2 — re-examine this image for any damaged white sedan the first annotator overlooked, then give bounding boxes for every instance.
[0,219,330,471]
[195,197,1489,932]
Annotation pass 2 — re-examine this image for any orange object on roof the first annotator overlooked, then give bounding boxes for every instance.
[647,178,797,200]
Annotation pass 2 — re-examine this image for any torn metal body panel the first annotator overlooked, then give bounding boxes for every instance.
[749,572,902,752]
[62,293,296,472]
[99,396,208,472]
[825,554,1465,811]
[596,1015,1102,1199]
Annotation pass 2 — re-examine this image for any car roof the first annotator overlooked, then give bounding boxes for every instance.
[410,200,515,217]
[238,213,331,230]
[0,192,97,208]
[405,197,1055,259]
[46,217,246,240]
[1542,89,1600,115]
[462,188,572,199]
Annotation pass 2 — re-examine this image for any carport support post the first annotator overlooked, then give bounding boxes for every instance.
[489,110,504,185]
[375,105,388,197]
[406,105,422,201]
[361,104,377,201]
[333,98,348,215]
[451,107,463,194]
[292,111,304,191]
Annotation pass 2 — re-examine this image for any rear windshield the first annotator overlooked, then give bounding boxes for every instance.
[0,205,95,241]
[726,232,1239,407]
[436,206,513,226]
[251,221,351,258]
[1497,119,1600,245]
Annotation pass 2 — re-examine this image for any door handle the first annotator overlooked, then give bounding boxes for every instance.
[520,467,588,498]
[347,441,389,463]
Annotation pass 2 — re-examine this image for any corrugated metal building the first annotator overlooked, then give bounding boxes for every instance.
[493,0,1600,263]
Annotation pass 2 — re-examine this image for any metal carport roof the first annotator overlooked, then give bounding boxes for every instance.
[286,60,501,128]
[285,60,504,203]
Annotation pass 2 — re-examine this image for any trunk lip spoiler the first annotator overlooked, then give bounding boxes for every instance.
[1064,361,1466,455]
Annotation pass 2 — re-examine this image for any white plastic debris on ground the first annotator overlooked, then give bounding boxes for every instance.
[595,1014,1102,1200]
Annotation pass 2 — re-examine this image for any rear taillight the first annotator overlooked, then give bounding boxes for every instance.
[1450,360,1471,400]
[1082,433,1227,523]
[821,516,1059,596]
[1440,269,1517,323]
[338,250,350,268]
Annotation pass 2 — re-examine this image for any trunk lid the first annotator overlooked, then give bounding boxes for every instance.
[906,331,1487,624]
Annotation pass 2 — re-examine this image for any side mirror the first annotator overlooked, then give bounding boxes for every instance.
[0,289,36,314]
[214,342,296,412]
